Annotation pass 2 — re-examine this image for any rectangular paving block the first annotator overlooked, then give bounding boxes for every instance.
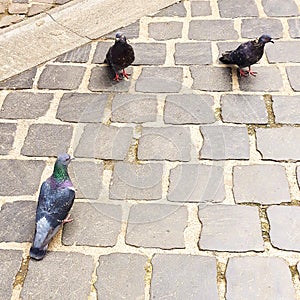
[132,43,166,65]
[22,252,94,299]
[0,67,37,90]
[148,21,183,40]
[56,93,108,123]
[151,254,218,300]
[286,66,300,91]
[191,1,212,16]
[189,20,238,41]
[74,124,133,160]
[0,159,45,196]
[135,67,183,93]
[218,0,258,17]
[268,206,300,251]
[273,96,300,124]
[190,66,232,92]
[0,123,17,154]
[241,18,283,38]
[21,124,73,157]
[126,203,187,249]
[62,202,121,246]
[226,256,296,300]
[109,162,163,200]
[111,94,158,123]
[168,164,225,203]
[221,94,268,124]
[288,19,300,38]
[0,92,53,119]
[262,0,299,16]
[256,127,300,160]
[266,41,300,63]
[238,66,283,92]
[233,165,290,204]
[200,125,249,160]
[96,253,147,300]
[155,2,186,16]
[164,94,215,124]
[174,42,212,65]
[55,44,91,63]
[105,20,140,39]
[138,126,191,161]
[68,160,103,199]
[199,205,264,251]
[0,201,36,242]
[37,65,86,90]
[88,66,131,92]
[92,41,112,64]
[0,250,23,300]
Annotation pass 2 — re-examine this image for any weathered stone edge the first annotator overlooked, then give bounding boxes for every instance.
[0,0,178,82]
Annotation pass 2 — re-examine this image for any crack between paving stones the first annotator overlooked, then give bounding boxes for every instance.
[13,254,30,289]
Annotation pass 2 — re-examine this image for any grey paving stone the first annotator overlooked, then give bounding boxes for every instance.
[138,127,191,161]
[22,252,94,299]
[132,43,166,65]
[168,164,225,203]
[0,201,36,242]
[190,66,232,92]
[37,65,85,90]
[151,254,218,300]
[0,92,52,119]
[0,250,23,300]
[68,160,103,199]
[221,94,268,124]
[88,66,131,92]
[0,159,45,196]
[218,0,258,17]
[155,2,186,16]
[286,66,300,91]
[189,20,238,41]
[92,41,111,63]
[256,127,300,160]
[268,206,300,251]
[74,124,132,160]
[0,67,37,90]
[56,93,108,123]
[233,165,290,204]
[63,202,121,246]
[126,204,187,249]
[262,0,299,16]
[273,96,300,124]
[21,124,73,157]
[55,44,91,63]
[174,42,212,65]
[241,18,283,39]
[164,94,215,124]
[28,3,52,16]
[239,66,283,92]
[96,253,146,300]
[110,162,163,200]
[266,41,300,63]
[288,19,300,38]
[200,125,249,160]
[105,20,140,39]
[148,21,183,40]
[199,205,264,251]
[190,1,212,16]
[226,256,296,300]
[0,123,17,154]
[111,94,157,123]
[136,67,183,93]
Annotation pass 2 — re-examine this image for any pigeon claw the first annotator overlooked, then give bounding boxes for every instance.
[248,69,257,77]
[62,214,73,224]
[239,69,248,77]
[113,73,122,81]
[122,69,131,79]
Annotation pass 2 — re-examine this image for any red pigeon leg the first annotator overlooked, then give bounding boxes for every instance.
[113,73,121,81]
[239,69,248,77]
[62,214,73,224]
[122,69,131,79]
[248,66,257,77]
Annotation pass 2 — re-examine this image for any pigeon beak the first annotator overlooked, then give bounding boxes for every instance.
[70,156,75,161]
[270,40,274,44]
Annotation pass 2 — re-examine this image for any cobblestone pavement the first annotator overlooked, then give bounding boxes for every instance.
[1,0,300,299]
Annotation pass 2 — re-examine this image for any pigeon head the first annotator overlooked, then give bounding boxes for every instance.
[115,32,126,43]
[258,34,274,44]
[56,153,72,166]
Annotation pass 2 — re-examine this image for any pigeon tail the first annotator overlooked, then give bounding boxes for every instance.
[219,52,234,64]
[29,246,47,260]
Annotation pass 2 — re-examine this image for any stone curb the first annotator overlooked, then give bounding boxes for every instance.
[0,0,177,82]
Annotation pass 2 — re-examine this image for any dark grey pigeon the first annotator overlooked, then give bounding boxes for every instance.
[30,153,75,260]
[104,32,135,81]
[219,34,274,77]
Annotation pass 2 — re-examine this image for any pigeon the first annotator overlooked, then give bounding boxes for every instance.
[104,32,135,81]
[30,153,75,260]
[219,34,274,77]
